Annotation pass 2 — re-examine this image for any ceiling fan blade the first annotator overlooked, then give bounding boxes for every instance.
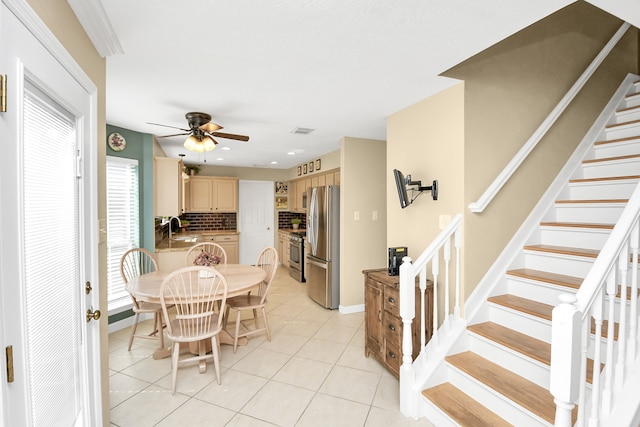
[147,122,190,132]
[199,122,223,133]
[210,131,250,142]
[156,132,190,138]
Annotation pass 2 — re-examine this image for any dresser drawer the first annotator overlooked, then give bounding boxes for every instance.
[384,343,401,376]
[384,315,403,347]
[383,285,400,317]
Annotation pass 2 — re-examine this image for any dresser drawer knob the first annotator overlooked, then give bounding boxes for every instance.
[388,351,396,359]
[387,297,396,304]
[388,324,395,331]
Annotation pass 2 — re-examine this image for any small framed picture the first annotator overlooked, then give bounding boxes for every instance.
[275,181,288,194]
[275,196,288,210]
[297,166,302,176]
[315,159,321,170]
[309,161,314,172]
[303,163,308,174]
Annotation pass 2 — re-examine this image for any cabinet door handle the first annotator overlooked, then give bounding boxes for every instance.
[378,310,382,322]
[388,324,395,331]
[388,297,396,304]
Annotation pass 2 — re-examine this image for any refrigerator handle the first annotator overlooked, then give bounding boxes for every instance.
[307,256,328,269]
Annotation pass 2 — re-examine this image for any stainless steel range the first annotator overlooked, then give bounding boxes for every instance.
[288,231,306,282]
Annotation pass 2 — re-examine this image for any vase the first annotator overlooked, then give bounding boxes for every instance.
[198,268,216,278]
[292,223,299,230]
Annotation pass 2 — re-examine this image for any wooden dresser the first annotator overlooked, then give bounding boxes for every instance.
[363,268,434,377]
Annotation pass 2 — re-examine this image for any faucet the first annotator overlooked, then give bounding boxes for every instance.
[167,216,181,240]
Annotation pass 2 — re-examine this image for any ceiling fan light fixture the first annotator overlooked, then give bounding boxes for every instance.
[202,136,216,151]
[184,135,204,152]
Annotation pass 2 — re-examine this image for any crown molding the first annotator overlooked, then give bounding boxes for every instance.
[67,0,123,57]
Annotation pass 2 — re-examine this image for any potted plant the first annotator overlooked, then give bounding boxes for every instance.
[291,218,302,230]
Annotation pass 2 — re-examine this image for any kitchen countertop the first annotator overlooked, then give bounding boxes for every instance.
[156,230,240,252]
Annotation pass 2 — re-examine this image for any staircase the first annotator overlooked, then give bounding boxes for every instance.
[413,78,640,426]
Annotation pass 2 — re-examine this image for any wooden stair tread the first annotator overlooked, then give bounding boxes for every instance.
[468,322,599,383]
[605,118,640,129]
[507,268,582,289]
[446,351,572,424]
[523,244,599,258]
[540,221,614,230]
[555,199,627,204]
[422,383,513,427]
[594,136,640,146]
[488,294,553,320]
[569,175,640,183]
[583,153,640,164]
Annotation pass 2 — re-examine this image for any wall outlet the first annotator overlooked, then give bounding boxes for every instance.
[354,211,360,221]
[439,214,451,230]
[372,210,378,221]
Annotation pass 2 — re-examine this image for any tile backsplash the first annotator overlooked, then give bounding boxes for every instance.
[181,212,237,231]
[278,211,305,229]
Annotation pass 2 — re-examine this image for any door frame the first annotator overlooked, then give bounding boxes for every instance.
[0,0,101,425]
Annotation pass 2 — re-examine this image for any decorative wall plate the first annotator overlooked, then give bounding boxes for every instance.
[108,132,126,151]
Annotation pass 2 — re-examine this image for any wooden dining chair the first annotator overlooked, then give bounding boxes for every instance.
[185,242,227,266]
[159,265,228,394]
[224,246,278,352]
[120,248,167,351]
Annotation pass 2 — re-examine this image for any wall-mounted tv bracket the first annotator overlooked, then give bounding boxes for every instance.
[406,174,438,201]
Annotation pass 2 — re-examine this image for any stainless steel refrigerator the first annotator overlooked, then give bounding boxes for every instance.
[306,185,340,309]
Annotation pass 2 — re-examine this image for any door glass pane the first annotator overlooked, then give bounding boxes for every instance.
[23,81,81,425]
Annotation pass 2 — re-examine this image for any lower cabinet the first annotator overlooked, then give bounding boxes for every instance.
[277,231,289,267]
[363,268,433,378]
[201,233,239,264]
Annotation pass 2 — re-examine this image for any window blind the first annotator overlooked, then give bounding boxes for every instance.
[106,156,139,309]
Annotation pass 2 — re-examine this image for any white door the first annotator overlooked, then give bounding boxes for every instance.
[0,2,101,426]
[239,180,275,264]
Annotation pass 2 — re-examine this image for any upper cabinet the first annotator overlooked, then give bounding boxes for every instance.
[187,176,238,213]
[154,157,184,217]
[289,168,339,212]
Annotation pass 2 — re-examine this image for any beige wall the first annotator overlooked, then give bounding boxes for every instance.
[340,137,387,307]
[26,0,108,423]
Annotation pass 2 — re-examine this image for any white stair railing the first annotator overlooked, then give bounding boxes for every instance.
[551,182,640,426]
[399,213,462,418]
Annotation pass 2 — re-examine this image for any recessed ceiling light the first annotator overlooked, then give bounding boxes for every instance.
[216,158,224,161]
[221,146,231,151]
[270,161,278,164]
[287,152,296,156]
[290,127,314,134]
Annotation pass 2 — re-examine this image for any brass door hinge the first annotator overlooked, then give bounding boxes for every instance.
[5,345,14,383]
[0,75,6,113]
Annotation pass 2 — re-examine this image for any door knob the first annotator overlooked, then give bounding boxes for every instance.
[86,309,101,322]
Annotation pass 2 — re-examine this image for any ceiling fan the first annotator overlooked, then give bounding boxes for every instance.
[148,112,249,153]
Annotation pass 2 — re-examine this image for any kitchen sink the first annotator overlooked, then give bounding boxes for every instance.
[171,235,198,242]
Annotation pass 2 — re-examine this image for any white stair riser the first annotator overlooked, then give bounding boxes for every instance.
[488,303,551,343]
[554,204,623,223]
[605,124,640,140]
[419,403,459,427]
[581,159,640,179]
[523,251,595,277]
[468,332,550,388]
[624,93,640,109]
[594,140,640,158]
[613,108,640,124]
[568,181,639,200]
[446,366,549,427]
[540,227,611,250]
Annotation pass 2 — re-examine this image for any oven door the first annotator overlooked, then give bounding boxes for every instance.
[289,240,302,269]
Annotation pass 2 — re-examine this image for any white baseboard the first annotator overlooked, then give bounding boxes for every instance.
[339,303,364,314]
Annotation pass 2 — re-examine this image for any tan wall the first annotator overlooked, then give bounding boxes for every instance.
[26,0,108,423]
[442,2,638,299]
[340,138,387,307]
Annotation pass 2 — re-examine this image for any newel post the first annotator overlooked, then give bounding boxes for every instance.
[399,256,417,418]
[550,294,581,426]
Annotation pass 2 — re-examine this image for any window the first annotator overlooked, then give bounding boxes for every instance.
[106,156,139,309]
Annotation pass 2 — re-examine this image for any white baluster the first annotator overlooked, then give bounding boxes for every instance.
[399,257,416,418]
[454,227,461,319]
[601,269,617,416]
[444,238,451,331]
[431,252,439,346]
[577,318,589,427]
[419,270,427,352]
[589,285,605,427]
[629,222,639,362]
[615,243,629,386]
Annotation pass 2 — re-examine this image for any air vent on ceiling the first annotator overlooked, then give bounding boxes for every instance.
[290,127,315,134]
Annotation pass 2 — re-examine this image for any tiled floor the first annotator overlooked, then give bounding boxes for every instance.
[108,267,434,427]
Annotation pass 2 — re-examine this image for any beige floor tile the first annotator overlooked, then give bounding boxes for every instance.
[258,331,309,355]
[313,323,358,344]
[365,407,435,427]
[218,341,255,368]
[326,311,365,329]
[271,356,333,391]
[155,398,236,427]
[108,372,151,409]
[337,345,385,375]
[155,359,226,396]
[240,381,315,427]
[194,369,267,412]
[226,413,278,426]
[296,337,346,364]
[296,393,370,427]
[109,384,188,427]
[371,375,400,411]
[319,365,380,405]
[109,345,158,372]
[278,318,324,338]
[120,353,172,383]
[269,302,310,319]
[231,348,291,378]
[296,305,335,323]
[350,329,366,347]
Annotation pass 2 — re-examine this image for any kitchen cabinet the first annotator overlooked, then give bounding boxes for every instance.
[154,157,184,217]
[277,231,290,267]
[363,268,433,378]
[187,176,238,213]
[201,232,239,264]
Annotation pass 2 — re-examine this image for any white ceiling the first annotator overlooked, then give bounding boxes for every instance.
[91,0,639,169]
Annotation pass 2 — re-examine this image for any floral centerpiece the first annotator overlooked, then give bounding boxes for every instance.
[193,251,221,267]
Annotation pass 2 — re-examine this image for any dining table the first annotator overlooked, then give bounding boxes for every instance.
[126,263,267,372]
